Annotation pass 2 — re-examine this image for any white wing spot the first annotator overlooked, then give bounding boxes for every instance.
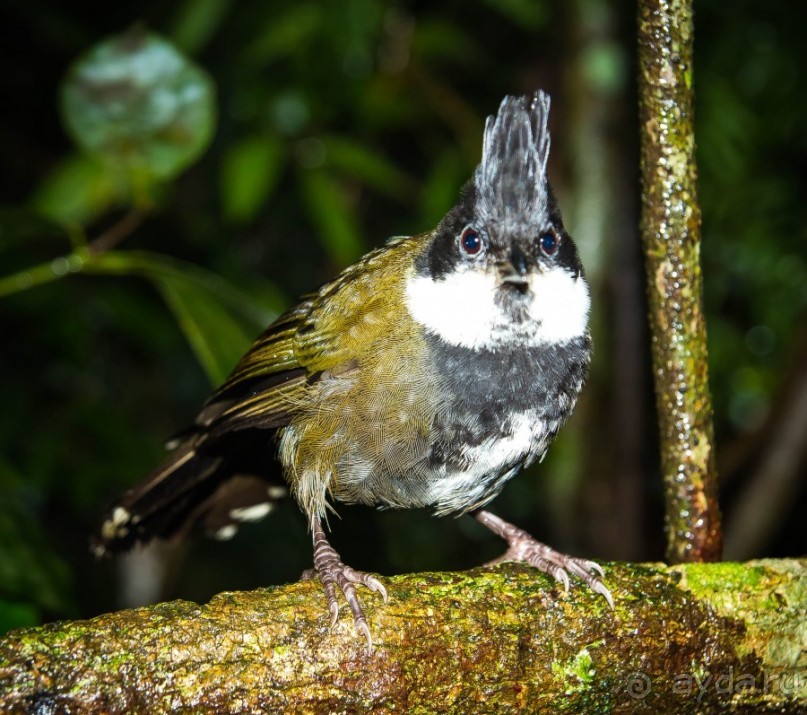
[230,502,274,522]
[214,524,238,541]
[101,506,132,540]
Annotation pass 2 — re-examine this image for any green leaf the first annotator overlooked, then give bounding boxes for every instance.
[300,170,364,265]
[31,153,127,226]
[61,27,217,188]
[580,42,628,94]
[169,0,231,55]
[156,276,254,385]
[220,134,285,224]
[321,135,416,199]
[86,250,277,324]
[242,3,320,66]
[83,250,280,386]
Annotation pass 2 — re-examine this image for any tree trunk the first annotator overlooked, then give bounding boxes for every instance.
[1,560,804,714]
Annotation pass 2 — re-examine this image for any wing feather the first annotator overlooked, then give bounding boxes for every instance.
[94,236,423,552]
[196,239,419,434]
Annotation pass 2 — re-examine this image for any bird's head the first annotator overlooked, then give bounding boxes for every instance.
[405,91,590,351]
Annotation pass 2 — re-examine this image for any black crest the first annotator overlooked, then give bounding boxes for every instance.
[474,92,552,235]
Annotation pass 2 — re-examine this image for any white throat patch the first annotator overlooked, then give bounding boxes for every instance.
[404,266,590,349]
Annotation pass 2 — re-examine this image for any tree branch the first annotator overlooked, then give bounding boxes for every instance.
[1,560,804,713]
[638,0,722,561]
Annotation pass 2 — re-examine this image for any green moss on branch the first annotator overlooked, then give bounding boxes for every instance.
[1,560,804,713]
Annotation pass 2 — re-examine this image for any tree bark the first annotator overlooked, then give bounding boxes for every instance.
[638,0,722,562]
[1,560,804,714]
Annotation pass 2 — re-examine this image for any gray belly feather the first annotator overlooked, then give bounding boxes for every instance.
[334,335,590,515]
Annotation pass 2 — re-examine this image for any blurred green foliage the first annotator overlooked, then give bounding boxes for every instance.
[0,0,804,636]
[61,29,216,189]
[696,4,807,436]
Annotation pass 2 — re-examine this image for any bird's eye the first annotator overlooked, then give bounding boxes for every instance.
[539,230,559,256]
[460,227,483,256]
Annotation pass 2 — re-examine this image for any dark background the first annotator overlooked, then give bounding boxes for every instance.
[1,0,805,633]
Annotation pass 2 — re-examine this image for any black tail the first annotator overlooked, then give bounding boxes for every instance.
[93,428,288,556]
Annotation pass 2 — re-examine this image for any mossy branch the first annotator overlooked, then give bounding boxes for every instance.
[638,0,722,562]
[1,560,804,714]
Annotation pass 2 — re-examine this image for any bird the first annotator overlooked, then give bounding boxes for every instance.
[94,90,613,652]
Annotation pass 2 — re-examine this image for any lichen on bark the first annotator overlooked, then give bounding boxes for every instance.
[638,0,722,562]
[1,560,804,714]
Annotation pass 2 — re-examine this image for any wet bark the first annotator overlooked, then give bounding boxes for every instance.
[638,0,722,562]
[1,560,804,714]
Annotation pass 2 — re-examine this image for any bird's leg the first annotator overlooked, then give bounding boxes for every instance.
[473,509,614,608]
[301,517,388,653]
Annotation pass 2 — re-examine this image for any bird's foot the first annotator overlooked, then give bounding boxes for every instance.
[474,510,614,608]
[302,519,388,653]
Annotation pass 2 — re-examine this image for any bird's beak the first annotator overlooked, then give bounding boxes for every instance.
[498,244,531,286]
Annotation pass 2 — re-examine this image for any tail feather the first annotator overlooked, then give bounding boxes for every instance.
[93,429,287,556]
[200,475,288,541]
[93,444,221,555]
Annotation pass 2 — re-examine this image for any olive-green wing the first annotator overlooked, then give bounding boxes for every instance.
[195,300,314,433]
[195,238,417,436]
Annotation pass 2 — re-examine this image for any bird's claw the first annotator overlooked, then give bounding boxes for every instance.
[475,510,614,608]
[317,557,385,653]
[309,521,386,654]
